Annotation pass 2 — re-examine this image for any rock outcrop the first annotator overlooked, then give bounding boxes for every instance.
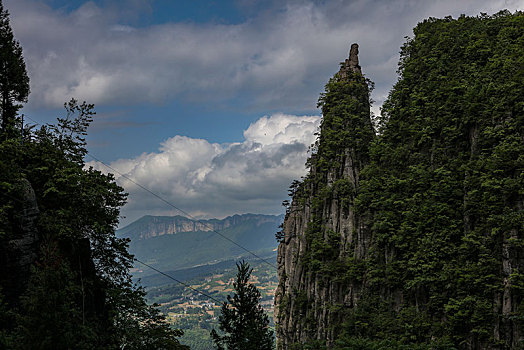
[339,43,361,78]
[0,179,40,304]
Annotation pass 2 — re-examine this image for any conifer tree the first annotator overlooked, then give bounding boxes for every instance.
[0,0,29,138]
[211,261,274,350]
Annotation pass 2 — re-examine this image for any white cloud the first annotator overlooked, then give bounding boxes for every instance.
[7,0,522,112]
[87,113,321,225]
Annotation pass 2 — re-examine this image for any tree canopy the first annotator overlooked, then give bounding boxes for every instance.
[0,0,29,138]
[0,3,187,345]
[0,99,188,349]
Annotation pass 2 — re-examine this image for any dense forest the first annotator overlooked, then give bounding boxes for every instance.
[276,11,523,350]
[0,1,187,348]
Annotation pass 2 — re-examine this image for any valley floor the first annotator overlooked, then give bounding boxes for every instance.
[143,259,278,350]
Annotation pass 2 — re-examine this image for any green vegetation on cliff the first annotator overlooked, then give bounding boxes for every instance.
[351,11,523,348]
[279,10,523,349]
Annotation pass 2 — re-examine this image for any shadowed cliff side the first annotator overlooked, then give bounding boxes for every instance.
[275,11,523,350]
[0,179,39,305]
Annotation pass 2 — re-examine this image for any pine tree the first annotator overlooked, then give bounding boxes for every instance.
[0,0,29,138]
[211,261,274,350]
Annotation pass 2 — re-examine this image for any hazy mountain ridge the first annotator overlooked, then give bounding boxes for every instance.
[118,213,283,240]
[119,213,283,276]
[120,214,282,349]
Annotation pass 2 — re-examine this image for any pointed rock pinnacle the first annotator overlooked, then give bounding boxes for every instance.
[339,43,362,79]
[349,43,360,73]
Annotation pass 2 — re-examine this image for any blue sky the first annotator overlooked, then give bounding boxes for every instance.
[46,0,254,25]
[6,0,523,225]
[16,0,289,159]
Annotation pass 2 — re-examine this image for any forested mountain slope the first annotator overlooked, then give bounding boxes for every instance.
[118,213,282,275]
[276,11,523,349]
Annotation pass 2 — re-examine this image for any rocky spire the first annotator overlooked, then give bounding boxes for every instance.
[338,43,361,79]
[275,42,373,349]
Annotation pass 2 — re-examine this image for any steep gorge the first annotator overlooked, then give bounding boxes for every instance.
[276,12,523,349]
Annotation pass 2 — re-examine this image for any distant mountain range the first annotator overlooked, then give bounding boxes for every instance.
[117,213,283,277]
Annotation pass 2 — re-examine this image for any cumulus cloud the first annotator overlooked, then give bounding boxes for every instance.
[87,113,321,225]
[7,0,522,112]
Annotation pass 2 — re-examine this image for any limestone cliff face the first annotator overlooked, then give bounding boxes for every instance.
[274,155,364,347]
[275,44,373,348]
[120,213,281,240]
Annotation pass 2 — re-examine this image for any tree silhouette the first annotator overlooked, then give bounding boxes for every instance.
[0,0,30,138]
[211,261,274,350]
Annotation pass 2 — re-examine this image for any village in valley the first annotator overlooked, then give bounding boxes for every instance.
[141,261,278,348]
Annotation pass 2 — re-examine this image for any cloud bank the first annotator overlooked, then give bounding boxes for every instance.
[8,0,524,225]
[88,113,321,225]
[7,0,523,113]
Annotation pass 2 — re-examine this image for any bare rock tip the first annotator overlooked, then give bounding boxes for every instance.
[349,43,360,70]
[338,42,361,79]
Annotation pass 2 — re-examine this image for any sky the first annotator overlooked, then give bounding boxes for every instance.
[6,0,523,226]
